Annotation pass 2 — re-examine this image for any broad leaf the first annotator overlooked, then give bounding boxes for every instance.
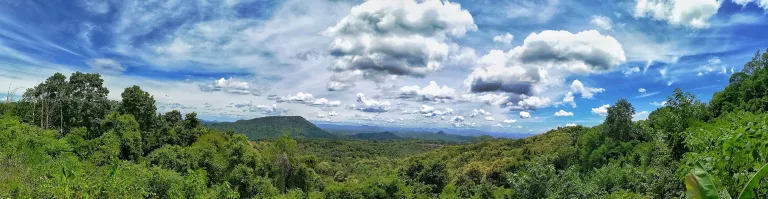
[737,163,768,199]
[686,164,721,199]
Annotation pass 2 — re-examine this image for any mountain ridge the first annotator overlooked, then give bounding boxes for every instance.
[205,116,337,140]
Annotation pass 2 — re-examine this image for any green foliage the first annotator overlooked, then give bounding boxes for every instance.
[5,62,768,199]
[206,116,337,140]
[710,48,768,117]
[119,85,156,132]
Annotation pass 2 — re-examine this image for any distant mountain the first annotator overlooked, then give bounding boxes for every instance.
[394,130,476,142]
[206,116,337,140]
[348,131,404,141]
[314,122,535,139]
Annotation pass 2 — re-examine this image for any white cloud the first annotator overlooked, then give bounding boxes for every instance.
[639,88,646,93]
[651,101,669,106]
[465,30,625,99]
[565,123,578,127]
[624,66,641,75]
[470,109,491,117]
[200,77,258,95]
[570,80,605,99]
[328,111,339,116]
[460,93,510,106]
[519,111,531,119]
[633,110,650,121]
[312,98,342,107]
[510,95,552,110]
[484,116,496,121]
[562,92,576,108]
[697,57,729,76]
[591,104,610,116]
[325,0,477,89]
[86,58,125,74]
[590,15,613,30]
[255,104,287,115]
[355,93,391,112]
[399,81,456,102]
[279,92,315,103]
[633,0,722,28]
[492,124,504,127]
[493,32,514,44]
[555,110,574,117]
[452,115,465,122]
[503,119,517,124]
[732,0,768,10]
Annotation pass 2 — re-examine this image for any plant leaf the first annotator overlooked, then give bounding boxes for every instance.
[737,163,768,199]
[686,164,721,199]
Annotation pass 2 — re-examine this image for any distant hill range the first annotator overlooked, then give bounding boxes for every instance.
[315,122,534,140]
[205,116,337,140]
[347,131,404,141]
[204,116,534,141]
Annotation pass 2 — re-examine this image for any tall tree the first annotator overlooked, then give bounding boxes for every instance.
[119,85,156,132]
[66,72,110,133]
[604,98,636,142]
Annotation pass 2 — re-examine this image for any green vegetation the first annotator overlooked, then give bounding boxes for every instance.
[206,116,337,140]
[1,49,768,198]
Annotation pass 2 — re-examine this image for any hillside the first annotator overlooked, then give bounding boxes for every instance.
[395,130,476,142]
[348,131,404,141]
[206,116,337,140]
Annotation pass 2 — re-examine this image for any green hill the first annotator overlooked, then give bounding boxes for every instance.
[395,130,476,142]
[205,116,337,140]
[348,131,404,140]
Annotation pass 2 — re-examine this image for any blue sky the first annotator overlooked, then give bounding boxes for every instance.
[1,0,767,134]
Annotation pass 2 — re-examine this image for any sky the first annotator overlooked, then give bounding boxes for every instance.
[1,0,767,134]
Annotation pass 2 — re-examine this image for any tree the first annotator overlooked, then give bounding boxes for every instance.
[604,98,636,142]
[66,72,110,133]
[164,110,183,124]
[119,85,156,132]
[102,113,143,161]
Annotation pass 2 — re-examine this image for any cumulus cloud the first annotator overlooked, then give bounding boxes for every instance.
[623,66,641,75]
[509,95,552,110]
[493,32,514,44]
[399,81,456,102]
[732,0,768,10]
[325,0,477,90]
[555,110,574,116]
[633,110,650,121]
[460,93,510,106]
[591,104,610,116]
[503,119,517,124]
[254,104,287,115]
[651,101,668,106]
[417,105,454,117]
[200,77,259,95]
[484,116,496,121]
[565,123,578,127]
[279,92,316,103]
[634,0,722,28]
[452,115,465,122]
[639,88,646,93]
[570,80,605,99]
[355,93,391,112]
[590,15,613,30]
[328,111,339,116]
[519,111,531,119]
[470,109,491,117]
[697,57,729,76]
[464,30,625,99]
[562,92,576,108]
[86,58,126,74]
[312,98,342,107]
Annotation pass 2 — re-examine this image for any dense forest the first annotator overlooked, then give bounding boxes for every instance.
[1,49,768,198]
